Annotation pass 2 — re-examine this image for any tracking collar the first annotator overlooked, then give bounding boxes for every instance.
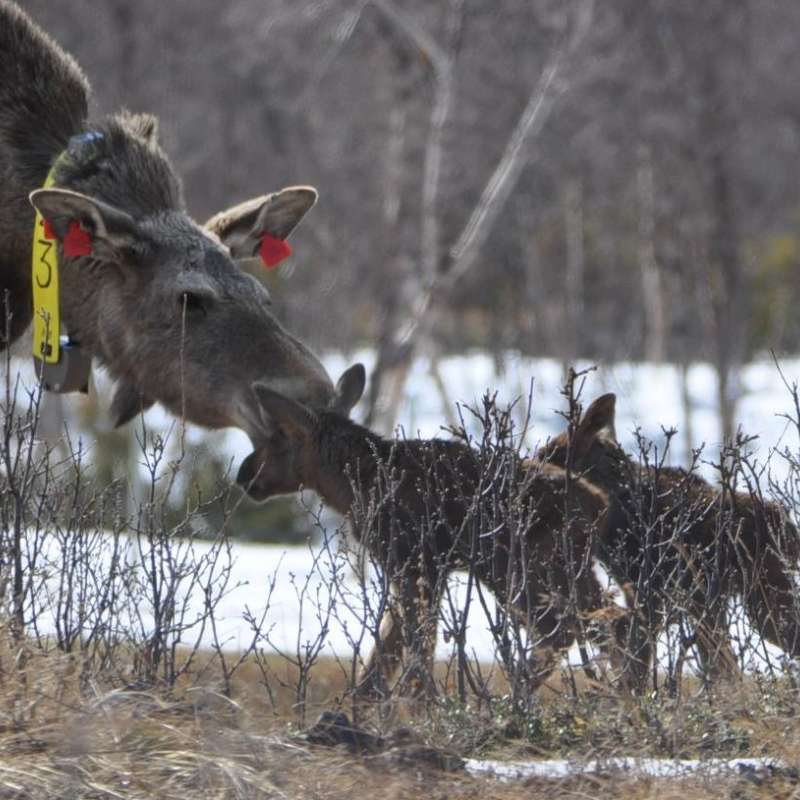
[30,132,102,393]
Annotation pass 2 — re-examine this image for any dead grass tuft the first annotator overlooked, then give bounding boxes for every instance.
[0,642,794,798]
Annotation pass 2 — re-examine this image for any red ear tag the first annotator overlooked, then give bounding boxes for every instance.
[63,220,93,257]
[42,219,57,240]
[259,234,292,269]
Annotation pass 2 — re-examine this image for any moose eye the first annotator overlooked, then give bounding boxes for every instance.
[179,291,211,316]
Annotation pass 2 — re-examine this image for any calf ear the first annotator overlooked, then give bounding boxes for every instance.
[204,186,318,259]
[253,383,319,437]
[330,364,366,416]
[576,393,617,447]
[29,188,139,262]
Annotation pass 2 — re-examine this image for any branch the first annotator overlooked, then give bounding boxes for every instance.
[449,0,595,281]
[290,1,370,113]
[447,49,564,277]
[420,0,463,279]
[369,0,452,76]
[398,0,596,349]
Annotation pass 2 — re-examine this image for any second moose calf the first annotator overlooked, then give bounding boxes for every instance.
[539,392,800,689]
[238,366,625,698]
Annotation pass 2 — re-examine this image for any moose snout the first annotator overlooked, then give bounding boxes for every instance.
[236,452,265,499]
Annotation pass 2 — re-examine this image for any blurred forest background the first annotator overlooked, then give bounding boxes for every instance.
[12,0,800,540]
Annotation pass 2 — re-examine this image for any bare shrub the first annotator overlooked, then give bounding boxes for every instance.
[3,340,800,766]
[538,368,800,697]
[0,352,262,720]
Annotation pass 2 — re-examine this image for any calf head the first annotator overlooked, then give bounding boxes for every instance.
[28,116,333,435]
[237,363,366,501]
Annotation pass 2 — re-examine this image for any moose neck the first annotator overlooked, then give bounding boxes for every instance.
[575,442,631,499]
[310,414,392,518]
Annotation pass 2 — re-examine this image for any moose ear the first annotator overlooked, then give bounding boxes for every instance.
[330,363,366,417]
[577,393,617,444]
[29,188,139,261]
[204,186,318,259]
[121,111,159,146]
[252,382,319,437]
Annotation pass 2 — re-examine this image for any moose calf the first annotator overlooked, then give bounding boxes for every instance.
[238,366,625,697]
[539,393,800,688]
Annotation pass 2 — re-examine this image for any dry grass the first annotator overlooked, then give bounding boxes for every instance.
[0,707,797,800]
[0,640,797,799]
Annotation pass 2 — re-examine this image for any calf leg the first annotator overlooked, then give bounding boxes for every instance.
[574,569,637,689]
[356,602,405,698]
[520,569,624,691]
[619,616,653,692]
[746,553,800,658]
[526,607,572,690]
[692,605,740,682]
[610,575,658,693]
[393,568,442,698]
[357,568,442,700]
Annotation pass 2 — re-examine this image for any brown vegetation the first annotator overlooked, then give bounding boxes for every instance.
[0,642,798,799]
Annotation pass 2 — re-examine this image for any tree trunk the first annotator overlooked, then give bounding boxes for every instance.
[678,359,695,464]
[563,176,585,366]
[703,103,742,445]
[694,2,746,445]
[637,143,666,363]
[366,0,464,432]
[367,0,595,432]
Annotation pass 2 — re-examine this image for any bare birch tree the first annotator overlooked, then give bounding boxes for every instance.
[365,0,597,432]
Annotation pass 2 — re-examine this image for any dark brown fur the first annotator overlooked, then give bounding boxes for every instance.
[538,393,800,686]
[0,1,333,434]
[237,366,625,695]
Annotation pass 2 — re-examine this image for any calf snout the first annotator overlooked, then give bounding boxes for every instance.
[236,452,267,500]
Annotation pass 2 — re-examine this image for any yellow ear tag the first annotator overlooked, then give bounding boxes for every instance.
[31,166,61,364]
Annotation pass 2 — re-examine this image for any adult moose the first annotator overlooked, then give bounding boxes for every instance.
[0,1,333,436]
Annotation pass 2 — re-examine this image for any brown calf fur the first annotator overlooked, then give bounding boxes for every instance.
[237,366,625,696]
[538,392,800,687]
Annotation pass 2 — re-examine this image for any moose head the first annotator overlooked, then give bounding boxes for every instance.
[25,116,334,437]
[236,363,367,501]
[0,1,336,438]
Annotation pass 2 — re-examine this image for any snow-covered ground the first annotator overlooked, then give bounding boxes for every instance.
[465,755,783,781]
[26,532,526,663]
